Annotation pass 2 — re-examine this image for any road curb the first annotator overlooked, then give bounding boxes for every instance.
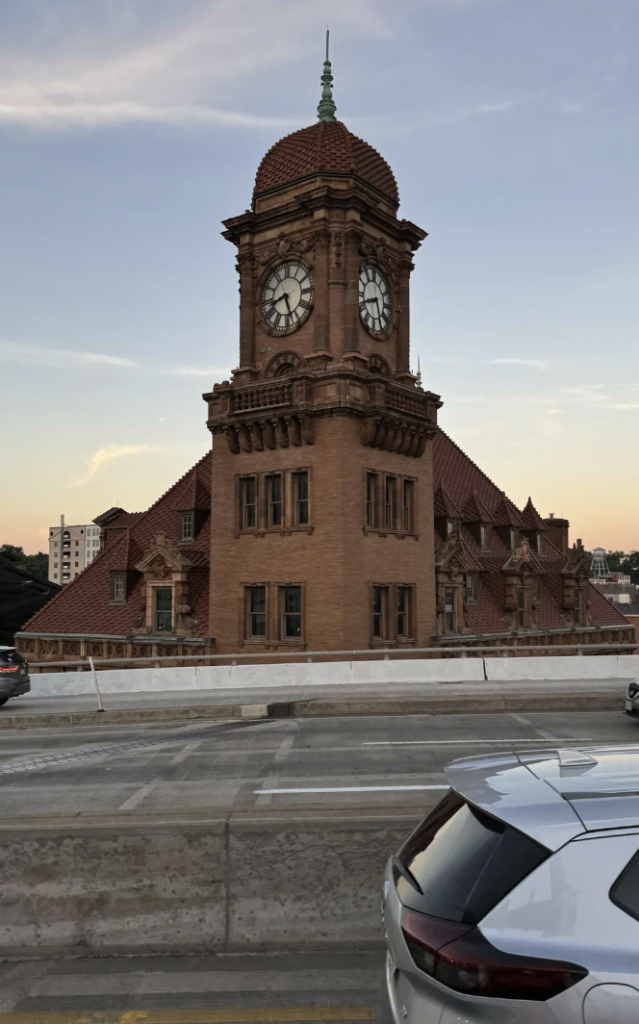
[0,690,621,729]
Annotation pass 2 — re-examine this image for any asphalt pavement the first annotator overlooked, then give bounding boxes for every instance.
[2,675,625,717]
[0,951,382,1021]
[0,709,636,818]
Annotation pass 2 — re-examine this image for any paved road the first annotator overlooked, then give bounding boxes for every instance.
[0,674,627,718]
[0,710,637,818]
[0,951,382,1021]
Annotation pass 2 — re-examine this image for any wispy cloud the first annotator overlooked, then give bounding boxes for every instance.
[489,358,548,370]
[0,0,394,131]
[173,366,233,378]
[73,443,161,486]
[0,340,136,369]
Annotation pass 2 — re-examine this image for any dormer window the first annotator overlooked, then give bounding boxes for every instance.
[480,525,490,549]
[446,520,457,537]
[110,572,126,604]
[510,528,518,551]
[536,533,542,555]
[180,512,194,543]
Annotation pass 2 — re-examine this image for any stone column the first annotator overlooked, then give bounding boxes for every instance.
[313,227,330,353]
[343,228,361,354]
[237,249,255,369]
[396,255,413,375]
[328,219,346,356]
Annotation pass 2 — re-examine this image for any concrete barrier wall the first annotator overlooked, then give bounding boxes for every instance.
[29,653,639,698]
[30,657,486,697]
[484,654,639,682]
[0,812,418,956]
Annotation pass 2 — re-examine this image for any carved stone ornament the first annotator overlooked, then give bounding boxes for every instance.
[256,230,316,268]
[361,415,431,457]
[135,534,194,576]
[333,230,343,268]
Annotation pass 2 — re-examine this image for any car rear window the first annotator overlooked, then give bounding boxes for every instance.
[395,789,550,925]
[610,848,639,922]
[0,649,23,665]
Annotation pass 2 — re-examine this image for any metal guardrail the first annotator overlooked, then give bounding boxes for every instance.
[27,641,639,672]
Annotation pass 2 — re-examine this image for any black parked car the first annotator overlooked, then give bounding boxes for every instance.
[0,647,30,707]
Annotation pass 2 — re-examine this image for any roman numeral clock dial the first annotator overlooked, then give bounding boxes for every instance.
[359,265,392,335]
[262,260,313,333]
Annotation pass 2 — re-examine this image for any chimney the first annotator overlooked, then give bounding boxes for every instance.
[544,515,569,557]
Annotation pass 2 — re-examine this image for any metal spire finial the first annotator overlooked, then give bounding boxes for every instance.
[317,28,337,122]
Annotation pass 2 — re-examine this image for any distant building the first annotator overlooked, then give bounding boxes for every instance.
[48,517,101,584]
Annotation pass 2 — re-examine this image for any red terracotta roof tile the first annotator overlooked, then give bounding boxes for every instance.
[520,497,548,532]
[254,121,399,206]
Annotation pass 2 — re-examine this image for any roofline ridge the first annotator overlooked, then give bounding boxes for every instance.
[436,428,523,518]
[130,451,212,526]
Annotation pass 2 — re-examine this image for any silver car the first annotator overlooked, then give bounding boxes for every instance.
[379,745,639,1023]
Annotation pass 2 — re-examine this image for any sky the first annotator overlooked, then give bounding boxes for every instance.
[1,0,637,554]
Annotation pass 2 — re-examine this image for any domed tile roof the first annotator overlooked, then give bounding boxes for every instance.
[253,120,399,207]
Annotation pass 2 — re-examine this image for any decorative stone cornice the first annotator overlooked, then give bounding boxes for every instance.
[204,367,441,458]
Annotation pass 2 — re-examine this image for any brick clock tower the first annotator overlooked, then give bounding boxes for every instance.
[204,42,442,653]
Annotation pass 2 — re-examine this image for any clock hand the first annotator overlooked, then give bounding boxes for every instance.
[282,291,292,315]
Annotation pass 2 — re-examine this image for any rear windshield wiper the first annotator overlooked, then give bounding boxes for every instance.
[392,854,423,895]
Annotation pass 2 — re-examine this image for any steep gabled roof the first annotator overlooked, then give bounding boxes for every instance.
[492,496,525,528]
[433,484,462,519]
[461,491,494,524]
[22,452,212,637]
[520,497,548,532]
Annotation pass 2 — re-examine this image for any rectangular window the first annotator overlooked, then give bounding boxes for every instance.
[293,471,309,526]
[444,587,456,634]
[110,573,125,602]
[574,589,582,624]
[403,480,415,532]
[447,520,456,536]
[53,573,58,579]
[155,587,173,633]
[75,540,79,546]
[466,574,477,603]
[54,562,58,568]
[397,586,412,639]
[281,585,302,639]
[480,525,489,549]
[75,561,79,567]
[266,474,283,528]
[366,472,379,528]
[241,476,257,530]
[510,528,518,551]
[385,476,398,530]
[180,512,194,542]
[536,533,542,554]
[517,589,527,628]
[246,586,266,638]
[372,585,386,639]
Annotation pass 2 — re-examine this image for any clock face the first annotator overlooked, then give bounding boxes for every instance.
[262,260,313,333]
[359,265,392,335]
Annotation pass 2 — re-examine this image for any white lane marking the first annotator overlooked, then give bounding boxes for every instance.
[117,783,156,811]
[509,712,563,741]
[274,735,295,764]
[169,740,202,765]
[363,738,593,746]
[254,785,450,794]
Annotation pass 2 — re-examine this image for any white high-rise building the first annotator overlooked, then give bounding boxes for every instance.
[48,517,101,584]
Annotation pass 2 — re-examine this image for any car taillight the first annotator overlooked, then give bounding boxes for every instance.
[401,909,588,1001]
[0,666,16,672]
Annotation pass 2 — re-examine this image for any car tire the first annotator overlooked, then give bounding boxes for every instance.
[377,970,395,1024]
